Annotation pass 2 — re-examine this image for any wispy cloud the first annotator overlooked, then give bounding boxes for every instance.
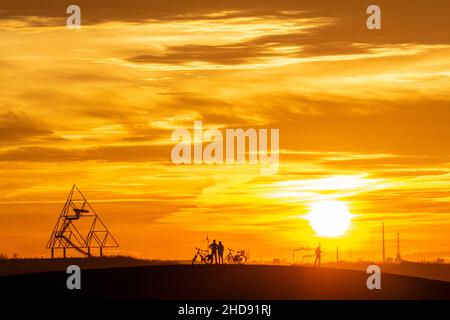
[1,0,450,260]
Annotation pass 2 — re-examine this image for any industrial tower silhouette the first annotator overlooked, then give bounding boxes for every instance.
[47,185,119,258]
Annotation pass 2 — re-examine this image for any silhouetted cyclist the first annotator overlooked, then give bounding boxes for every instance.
[314,245,322,268]
[218,241,224,264]
[209,240,218,264]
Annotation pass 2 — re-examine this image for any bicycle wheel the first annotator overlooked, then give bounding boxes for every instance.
[225,255,233,264]
[204,254,213,264]
[192,254,198,264]
[237,255,247,264]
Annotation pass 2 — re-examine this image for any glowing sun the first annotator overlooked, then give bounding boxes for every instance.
[308,201,352,237]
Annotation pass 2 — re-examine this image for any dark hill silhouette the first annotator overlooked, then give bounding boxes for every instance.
[0,256,185,276]
[1,264,449,299]
[323,261,450,283]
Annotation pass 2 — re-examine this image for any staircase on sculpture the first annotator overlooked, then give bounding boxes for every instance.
[47,185,119,258]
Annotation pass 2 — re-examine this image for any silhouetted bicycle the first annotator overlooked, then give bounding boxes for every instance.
[225,248,247,264]
[192,247,213,264]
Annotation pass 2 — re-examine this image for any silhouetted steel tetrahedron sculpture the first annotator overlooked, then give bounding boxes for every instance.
[47,185,119,258]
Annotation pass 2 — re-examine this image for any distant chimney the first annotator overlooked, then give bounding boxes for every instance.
[395,232,402,263]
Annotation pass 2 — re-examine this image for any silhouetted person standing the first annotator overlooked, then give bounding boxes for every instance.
[314,245,322,268]
[218,241,224,264]
[209,240,218,264]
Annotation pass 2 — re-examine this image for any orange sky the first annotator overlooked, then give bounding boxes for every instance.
[1,0,450,262]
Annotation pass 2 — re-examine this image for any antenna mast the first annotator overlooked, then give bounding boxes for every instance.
[382,223,385,263]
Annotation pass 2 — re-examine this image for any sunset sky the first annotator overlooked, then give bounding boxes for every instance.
[1,0,450,262]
